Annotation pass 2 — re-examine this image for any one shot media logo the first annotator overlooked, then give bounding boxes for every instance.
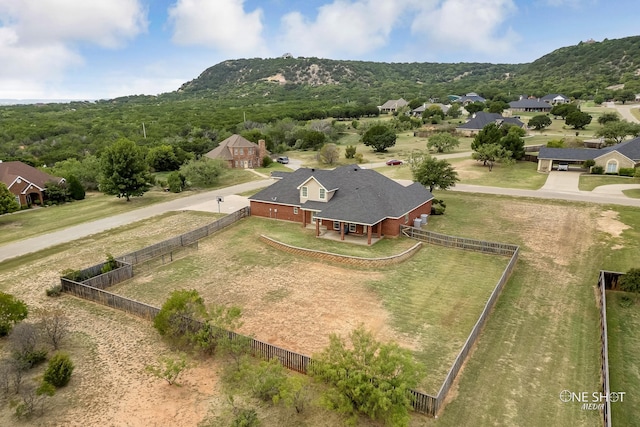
[560,390,626,410]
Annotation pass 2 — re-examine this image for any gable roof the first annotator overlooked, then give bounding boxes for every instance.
[411,103,451,114]
[538,136,640,161]
[379,98,408,110]
[457,112,524,131]
[457,92,486,104]
[249,165,433,225]
[0,161,63,193]
[204,134,259,161]
[508,99,552,109]
[541,94,569,102]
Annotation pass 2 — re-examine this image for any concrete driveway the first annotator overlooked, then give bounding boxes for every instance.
[540,171,582,192]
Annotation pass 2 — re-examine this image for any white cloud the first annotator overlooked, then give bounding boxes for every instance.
[277,0,405,58]
[411,0,518,56]
[168,0,266,55]
[0,0,147,98]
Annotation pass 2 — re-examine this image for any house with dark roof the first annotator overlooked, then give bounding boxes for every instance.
[249,165,433,245]
[456,112,525,136]
[541,94,570,105]
[378,98,409,114]
[0,161,65,207]
[204,134,267,169]
[537,137,640,172]
[509,99,552,113]
[457,92,486,106]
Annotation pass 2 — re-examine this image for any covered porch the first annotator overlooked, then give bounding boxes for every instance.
[306,218,383,246]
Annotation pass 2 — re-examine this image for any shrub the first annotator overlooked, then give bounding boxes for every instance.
[345,145,356,159]
[10,323,47,369]
[61,269,84,282]
[582,159,595,169]
[261,156,273,168]
[100,253,119,274]
[167,171,185,193]
[619,168,635,177]
[66,175,86,200]
[620,268,640,293]
[354,153,364,163]
[431,198,447,215]
[0,292,28,336]
[635,168,640,178]
[43,353,74,387]
[154,290,206,346]
[45,285,62,297]
[145,354,189,386]
[591,165,604,175]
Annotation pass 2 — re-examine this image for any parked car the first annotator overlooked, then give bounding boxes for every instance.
[277,156,289,164]
[386,159,403,166]
[558,162,569,171]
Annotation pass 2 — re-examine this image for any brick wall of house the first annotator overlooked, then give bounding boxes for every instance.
[231,146,261,168]
[381,200,433,236]
[249,201,301,222]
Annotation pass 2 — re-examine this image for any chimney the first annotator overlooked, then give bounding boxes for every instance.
[258,139,266,160]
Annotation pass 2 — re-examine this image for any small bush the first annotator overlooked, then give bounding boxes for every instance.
[620,268,640,293]
[619,168,635,177]
[61,269,84,282]
[431,199,447,215]
[582,159,595,169]
[0,292,28,337]
[261,156,273,168]
[591,165,604,175]
[100,253,118,274]
[45,285,62,297]
[167,172,185,193]
[635,167,640,178]
[345,145,356,159]
[354,153,364,164]
[43,353,74,387]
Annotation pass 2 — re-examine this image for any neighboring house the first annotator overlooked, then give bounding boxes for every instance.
[204,134,267,169]
[411,103,451,117]
[537,137,640,172]
[508,99,552,113]
[0,160,65,207]
[457,92,486,106]
[541,94,570,105]
[635,93,640,102]
[378,98,409,114]
[249,165,434,245]
[456,112,525,136]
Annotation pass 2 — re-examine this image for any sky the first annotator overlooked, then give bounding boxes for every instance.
[0,0,638,101]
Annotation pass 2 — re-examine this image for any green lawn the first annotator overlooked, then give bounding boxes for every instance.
[110,216,509,394]
[579,175,639,191]
[622,188,640,198]
[0,168,259,246]
[606,291,640,426]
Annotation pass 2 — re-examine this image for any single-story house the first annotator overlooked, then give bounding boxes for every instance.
[457,92,486,105]
[0,160,65,207]
[537,137,640,172]
[249,165,434,245]
[456,112,525,136]
[378,98,409,114]
[541,94,570,105]
[509,99,552,113]
[411,103,451,117]
[204,134,267,169]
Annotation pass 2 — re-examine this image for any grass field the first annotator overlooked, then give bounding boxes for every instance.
[579,175,639,191]
[606,291,640,426]
[109,217,510,394]
[622,188,640,198]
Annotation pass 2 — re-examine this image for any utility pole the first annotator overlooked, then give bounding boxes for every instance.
[142,122,146,139]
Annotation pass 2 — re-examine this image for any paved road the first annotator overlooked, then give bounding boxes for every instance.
[603,101,640,123]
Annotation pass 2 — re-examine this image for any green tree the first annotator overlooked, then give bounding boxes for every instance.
[565,111,592,129]
[311,325,422,426]
[615,89,635,105]
[465,102,485,115]
[528,115,552,130]
[447,103,462,118]
[100,138,152,201]
[344,145,356,159]
[412,156,459,192]
[318,143,340,165]
[500,126,525,160]
[43,353,74,387]
[596,120,638,145]
[44,181,69,205]
[179,158,226,188]
[191,304,244,357]
[147,145,180,171]
[66,175,85,200]
[167,171,186,193]
[362,125,396,152]
[472,143,513,171]
[598,112,620,125]
[487,101,509,114]
[619,268,640,293]
[427,132,460,153]
[0,292,28,336]
[154,290,207,346]
[550,103,578,119]
[0,182,19,214]
[471,123,501,151]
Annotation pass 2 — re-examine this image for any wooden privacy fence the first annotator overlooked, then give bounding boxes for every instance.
[400,226,518,256]
[60,209,519,417]
[117,207,249,265]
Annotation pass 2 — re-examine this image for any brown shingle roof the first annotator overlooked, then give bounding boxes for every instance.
[0,161,63,192]
[204,134,259,161]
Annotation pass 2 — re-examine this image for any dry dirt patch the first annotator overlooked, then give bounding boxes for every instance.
[597,209,630,238]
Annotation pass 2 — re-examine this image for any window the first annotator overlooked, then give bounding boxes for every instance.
[349,223,357,233]
[606,160,618,174]
[234,148,238,155]
[333,221,340,230]
[302,186,308,198]
[293,207,298,215]
[311,212,318,223]
[404,214,409,224]
[319,188,326,199]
